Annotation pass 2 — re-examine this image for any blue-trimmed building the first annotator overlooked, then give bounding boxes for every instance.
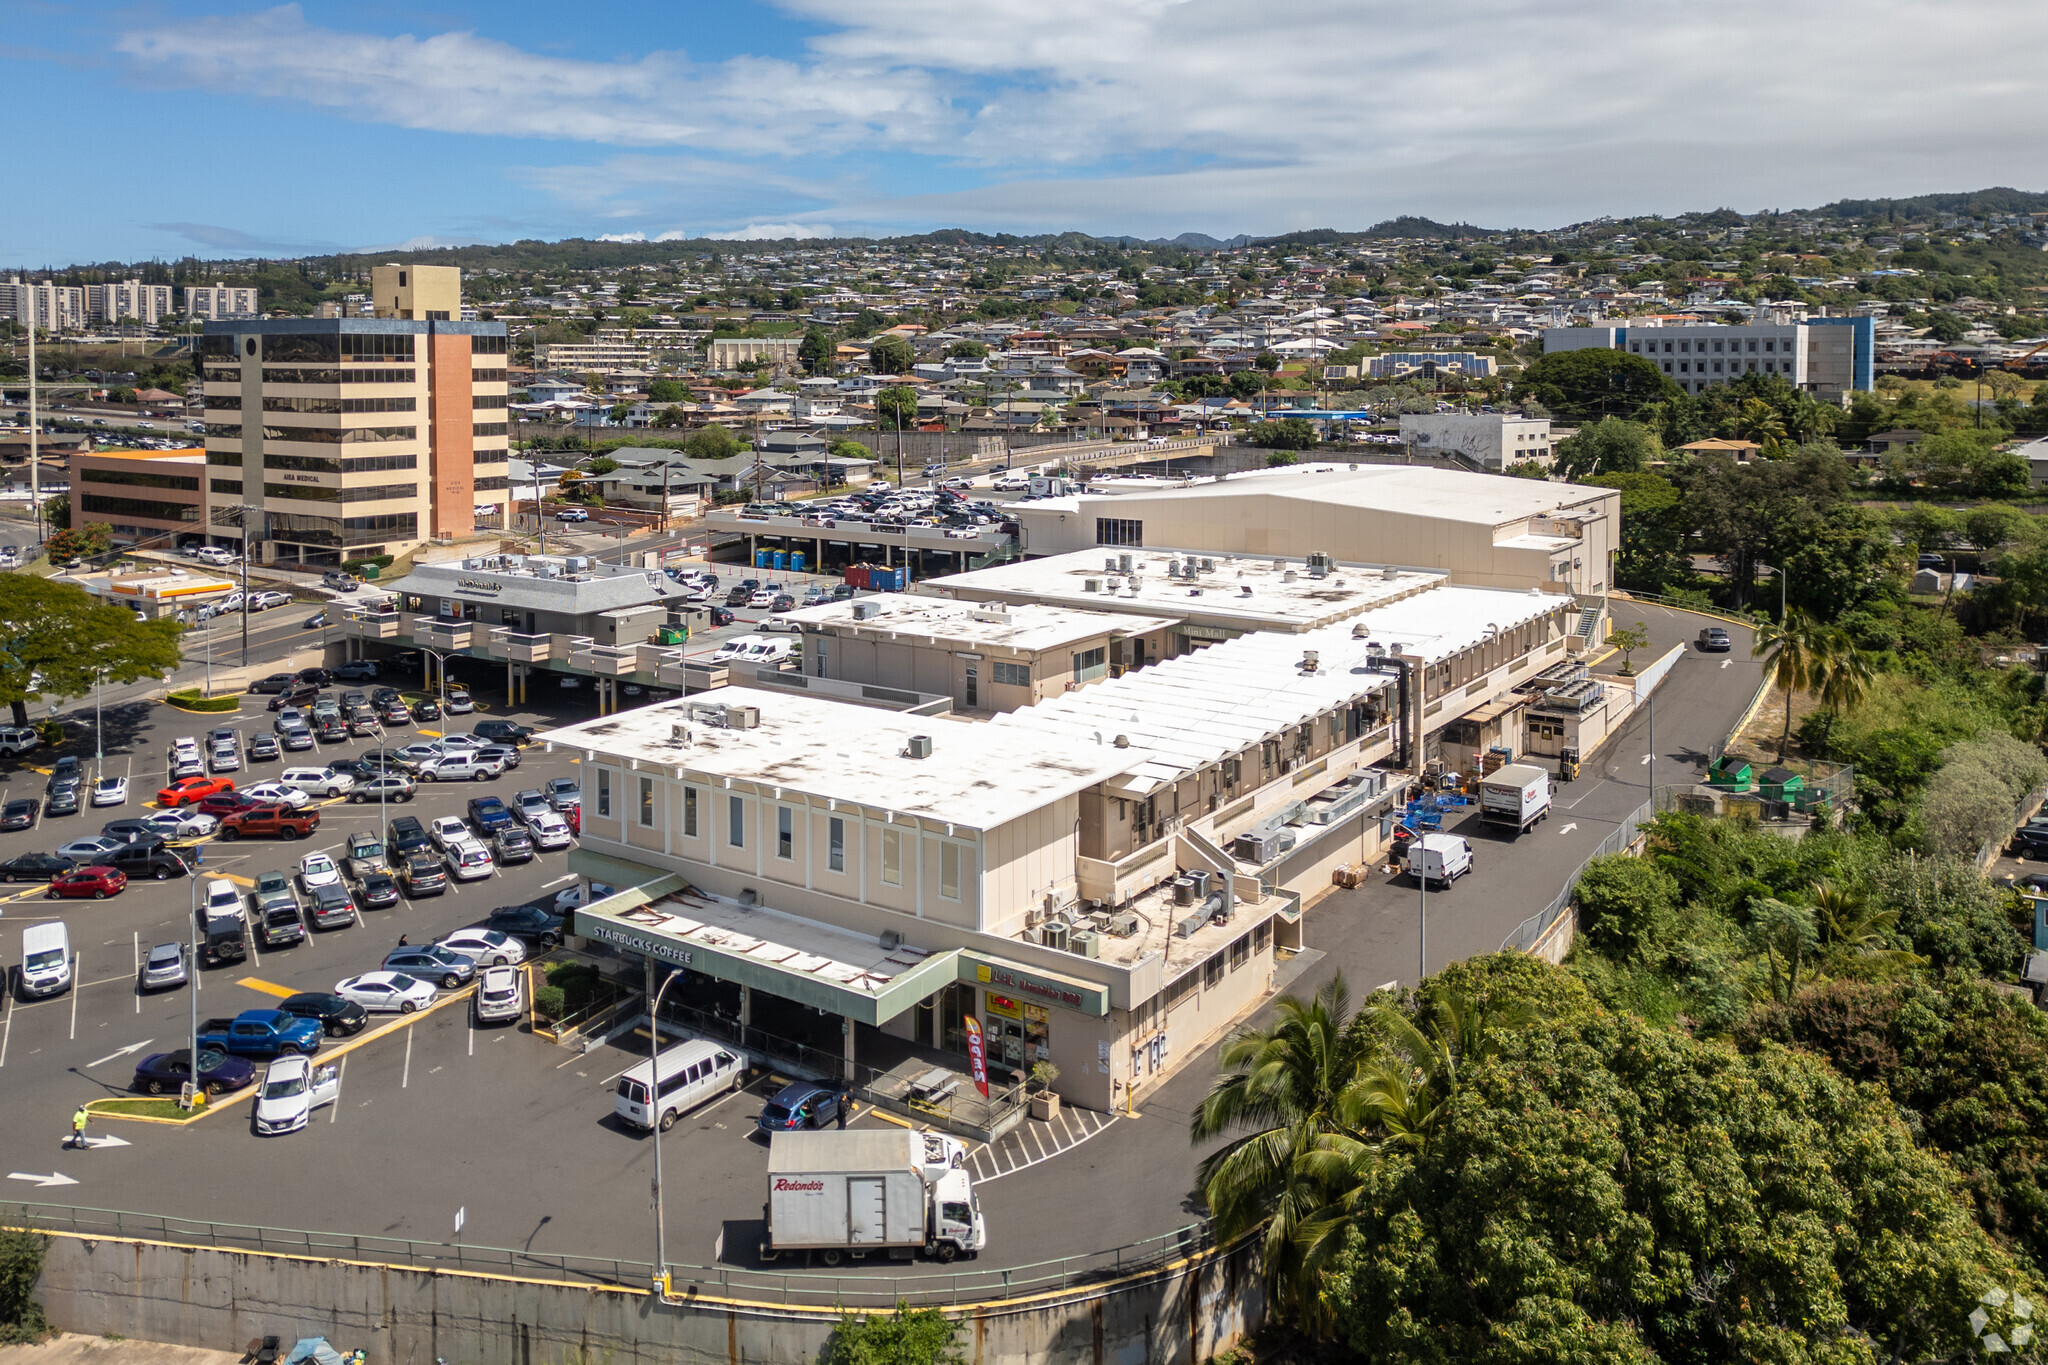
[1542,317,1875,400]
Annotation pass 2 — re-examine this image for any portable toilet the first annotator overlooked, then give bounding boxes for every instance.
[790,551,806,573]
[770,550,787,571]
[753,548,772,569]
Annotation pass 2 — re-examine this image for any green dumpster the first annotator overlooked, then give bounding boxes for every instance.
[658,624,688,645]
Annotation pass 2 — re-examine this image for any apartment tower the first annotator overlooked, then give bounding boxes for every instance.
[199,265,509,565]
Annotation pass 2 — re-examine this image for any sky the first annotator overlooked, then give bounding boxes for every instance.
[6,0,2048,266]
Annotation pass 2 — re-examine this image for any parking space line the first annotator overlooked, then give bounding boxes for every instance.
[68,954,78,1039]
[0,987,12,1068]
[132,934,140,1014]
[330,1055,346,1122]
[401,1024,413,1088]
[236,977,294,998]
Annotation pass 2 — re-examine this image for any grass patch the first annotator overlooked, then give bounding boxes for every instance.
[164,690,241,713]
[88,1098,191,1120]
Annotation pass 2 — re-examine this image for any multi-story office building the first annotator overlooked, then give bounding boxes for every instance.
[1398,412,1553,470]
[0,279,88,333]
[69,447,205,548]
[87,280,176,327]
[1542,318,1875,399]
[198,267,508,565]
[184,285,261,321]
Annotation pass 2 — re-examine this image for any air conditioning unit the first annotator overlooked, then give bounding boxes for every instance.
[1172,877,1196,906]
[906,734,934,759]
[1069,930,1101,959]
[1083,578,1102,593]
[725,705,761,730]
[1107,911,1141,937]
[879,930,901,951]
[1025,906,1047,929]
[1041,920,1071,951]
[1187,869,1214,898]
[669,723,693,745]
[852,600,881,620]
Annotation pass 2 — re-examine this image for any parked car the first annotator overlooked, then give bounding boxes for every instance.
[467,795,515,833]
[555,507,590,522]
[217,804,320,841]
[435,927,526,966]
[543,777,581,810]
[1697,626,1732,652]
[132,1047,255,1097]
[305,881,357,931]
[1,852,77,882]
[107,843,191,881]
[332,659,380,683]
[473,965,524,1025]
[528,810,574,849]
[237,782,313,810]
[276,991,369,1037]
[447,841,495,881]
[351,867,401,908]
[444,689,475,715]
[486,902,565,947]
[252,1054,341,1136]
[474,720,535,747]
[0,798,39,831]
[491,825,535,864]
[396,852,448,897]
[512,789,551,825]
[756,1081,844,1133]
[147,809,220,839]
[90,776,127,806]
[384,945,474,988]
[419,752,504,782]
[246,733,281,761]
[138,941,189,992]
[333,971,437,1014]
[247,673,299,695]
[281,766,354,798]
[47,865,127,899]
[158,775,234,807]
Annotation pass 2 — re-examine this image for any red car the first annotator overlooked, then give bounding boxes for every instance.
[195,791,257,819]
[48,865,127,900]
[158,776,235,808]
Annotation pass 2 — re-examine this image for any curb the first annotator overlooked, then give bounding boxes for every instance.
[86,984,478,1127]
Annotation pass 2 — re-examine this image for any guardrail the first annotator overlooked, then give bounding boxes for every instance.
[1,1200,1220,1308]
[1500,799,1653,954]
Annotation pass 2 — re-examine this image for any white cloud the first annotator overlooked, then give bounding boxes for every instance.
[653,230,690,242]
[597,231,647,242]
[703,223,839,241]
[112,1,2048,234]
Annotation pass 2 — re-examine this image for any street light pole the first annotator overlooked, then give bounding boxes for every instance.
[647,959,684,1290]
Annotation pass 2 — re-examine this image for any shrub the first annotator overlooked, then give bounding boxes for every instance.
[0,1229,51,1346]
[533,985,566,1020]
[1573,853,1680,958]
[165,690,240,713]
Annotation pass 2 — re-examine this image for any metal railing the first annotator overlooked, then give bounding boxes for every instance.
[1,1200,1219,1308]
[1500,799,1654,953]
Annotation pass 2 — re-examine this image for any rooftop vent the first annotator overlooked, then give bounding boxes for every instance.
[1300,650,1321,673]
[851,600,881,620]
[1282,570,1297,583]
[1113,734,1130,748]
[906,734,934,759]
[1083,578,1102,593]
[1383,565,1399,580]
[879,929,901,951]
[1240,585,1253,597]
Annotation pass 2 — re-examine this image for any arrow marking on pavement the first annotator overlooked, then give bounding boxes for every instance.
[86,1039,154,1068]
[1720,659,1730,669]
[9,1173,78,1188]
[1559,823,1578,835]
[1640,754,1653,765]
[82,1135,130,1149]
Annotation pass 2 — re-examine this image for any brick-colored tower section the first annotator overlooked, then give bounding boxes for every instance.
[429,332,475,538]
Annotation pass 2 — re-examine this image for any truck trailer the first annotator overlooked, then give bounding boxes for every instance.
[760,1129,986,1265]
[1479,763,1552,836]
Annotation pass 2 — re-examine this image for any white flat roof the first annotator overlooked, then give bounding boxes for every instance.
[929,548,1443,633]
[986,584,1568,790]
[609,884,934,997]
[1056,464,1618,530]
[779,595,1178,653]
[541,687,1135,830]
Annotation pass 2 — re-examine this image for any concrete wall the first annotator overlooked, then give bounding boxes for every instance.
[32,1229,1263,1365]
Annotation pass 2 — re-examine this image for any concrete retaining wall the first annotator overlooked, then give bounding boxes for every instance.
[34,1232,1262,1365]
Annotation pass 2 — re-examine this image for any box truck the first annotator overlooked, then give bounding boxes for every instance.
[1479,763,1551,836]
[760,1130,986,1265]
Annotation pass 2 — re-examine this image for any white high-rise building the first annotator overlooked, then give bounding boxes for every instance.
[0,278,88,333]
[184,285,261,320]
[87,279,176,327]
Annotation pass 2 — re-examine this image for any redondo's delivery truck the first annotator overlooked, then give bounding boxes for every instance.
[760,1129,985,1265]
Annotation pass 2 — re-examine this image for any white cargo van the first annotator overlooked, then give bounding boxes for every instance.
[19,920,72,998]
[1408,833,1473,890]
[613,1038,746,1131]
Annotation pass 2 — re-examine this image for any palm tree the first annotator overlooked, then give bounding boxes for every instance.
[1753,609,1822,761]
[1191,976,1372,1322]
[1811,878,1925,974]
[1737,397,1787,445]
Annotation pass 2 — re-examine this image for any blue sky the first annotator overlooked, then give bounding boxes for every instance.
[6,1,2048,266]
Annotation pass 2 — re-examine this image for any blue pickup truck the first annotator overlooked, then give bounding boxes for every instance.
[466,795,515,834]
[196,1009,324,1057]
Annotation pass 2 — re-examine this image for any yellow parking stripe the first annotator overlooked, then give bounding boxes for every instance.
[237,977,295,998]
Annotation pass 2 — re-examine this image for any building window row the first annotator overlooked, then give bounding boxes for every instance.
[472,394,507,410]
[259,396,418,415]
[472,368,508,383]
[472,423,508,437]
[261,482,420,504]
[82,468,199,492]
[81,494,198,522]
[473,476,510,491]
[1095,517,1144,547]
[991,660,1032,687]
[471,335,509,355]
[245,367,420,385]
[204,423,418,444]
[473,449,507,464]
[1632,337,1785,356]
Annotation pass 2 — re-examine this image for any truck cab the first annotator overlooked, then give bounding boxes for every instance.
[928,1168,986,1260]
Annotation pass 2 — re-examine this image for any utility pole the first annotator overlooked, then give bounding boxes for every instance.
[27,311,39,551]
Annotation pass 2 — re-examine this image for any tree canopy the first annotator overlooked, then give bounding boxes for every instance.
[1515,348,1681,422]
[682,424,742,460]
[0,576,183,725]
[868,334,915,375]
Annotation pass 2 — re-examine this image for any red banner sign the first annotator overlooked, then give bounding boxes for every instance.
[963,1016,989,1098]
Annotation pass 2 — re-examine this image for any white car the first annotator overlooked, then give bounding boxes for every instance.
[202,878,243,920]
[56,835,124,861]
[474,965,524,1025]
[418,752,503,782]
[334,971,437,1014]
[252,1055,340,1136]
[280,767,354,798]
[553,881,617,913]
[250,591,292,611]
[297,852,342,889]
[446,841,495,881]
[148,809,220,839]
[237,782,312,810]
[428,815,470,853]
[436,927,525,966]
[528,811,573,849]
[748,589,779,609]
[90,776,128,807]
[433,734,486,753]
[759,615,803,634]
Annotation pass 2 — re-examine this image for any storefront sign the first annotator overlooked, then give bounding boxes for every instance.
[985,993,1023,1020]
[456,577,505,595]
[963,1016,989,1098]
[962,957,1107,1016]
[576,917,693,967]
[1178,624,1237,642]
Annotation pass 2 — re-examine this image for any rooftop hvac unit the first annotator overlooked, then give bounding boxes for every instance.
[879,930,901,951]
[1026,906,1046,929]
[1282,570,1297,582]
[852,600,882,620]
[1187,869,1214,898]
[1175,912,1209,939]
[1172,877,1196,907]
[1069,929,1101,959]
[1201,558,1215,573]
[724,705,761,730]
[1041,920,1071,951]
[906,734,934,759]
[970,608,1012,624]
[1118,553,1134,574]
[1105,556,1119,572]
[566,556,592,572]
[669,723,693,745]
[1107,911,1141,937]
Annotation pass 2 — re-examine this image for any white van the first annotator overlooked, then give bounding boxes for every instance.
[19,921,72,998]
[710,634,766,664]
[613,1038,746,1131]
[1408,833,1474,890]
